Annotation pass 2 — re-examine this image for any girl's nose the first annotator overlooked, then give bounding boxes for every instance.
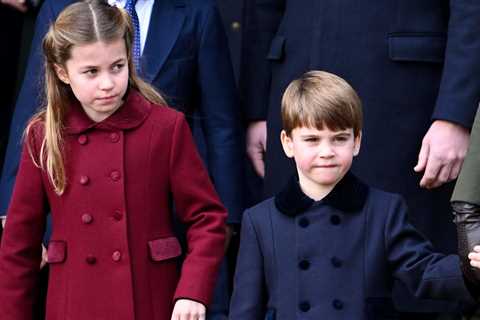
[99,74,114,90]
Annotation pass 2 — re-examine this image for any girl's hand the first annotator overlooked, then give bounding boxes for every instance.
[171,299,206,320]
[468,246,480,269]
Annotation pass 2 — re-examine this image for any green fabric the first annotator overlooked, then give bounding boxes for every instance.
[452,105,480,204]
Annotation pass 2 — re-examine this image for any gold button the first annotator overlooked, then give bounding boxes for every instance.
[231,21,241,31]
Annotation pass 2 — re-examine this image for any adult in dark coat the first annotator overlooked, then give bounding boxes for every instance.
[230,173,477,320]
[242,0,480,315]
[0,0,244,225]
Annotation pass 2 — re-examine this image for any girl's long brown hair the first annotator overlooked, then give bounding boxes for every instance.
[26,0,166,195]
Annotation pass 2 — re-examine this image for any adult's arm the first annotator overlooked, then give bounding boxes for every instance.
[196,0,245,223]
[0,0,55,216]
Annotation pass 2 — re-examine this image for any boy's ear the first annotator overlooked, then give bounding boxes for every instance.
[353,131,362,156]
[280,130,294,158]
[54,64,70,84]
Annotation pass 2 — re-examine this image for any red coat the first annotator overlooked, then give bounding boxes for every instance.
[0,90,226,320]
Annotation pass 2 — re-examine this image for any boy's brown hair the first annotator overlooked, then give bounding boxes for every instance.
[281,70,363,137]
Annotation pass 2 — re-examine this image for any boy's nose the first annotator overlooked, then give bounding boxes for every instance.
[317,143,335,157]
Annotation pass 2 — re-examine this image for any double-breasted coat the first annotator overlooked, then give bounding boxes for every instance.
[0,91,227,320]
[229,173,476,320]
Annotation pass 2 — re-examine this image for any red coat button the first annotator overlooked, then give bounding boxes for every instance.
[80,175,89,185]
[110,132,120,143]
[113,210,123,221]
[110,170,121,181]
[112,251,122,262]
[81,214,93,224]
[78,135,88,145]
[86,255,97,265]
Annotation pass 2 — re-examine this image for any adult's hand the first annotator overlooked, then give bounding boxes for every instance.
[171,299,206,320]
[246,121,267,178]
[0,0,28,12]
[414,120,470,189]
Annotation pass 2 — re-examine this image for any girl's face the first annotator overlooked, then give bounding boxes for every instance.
[55,38,129,122]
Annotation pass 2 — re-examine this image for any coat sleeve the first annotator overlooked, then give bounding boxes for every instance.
[0,0,55,216]
[431,0,480,127]
[229,209,267,320]
[196,1,245,224]
[385,194,476,306]
[241,0,286,120]
[168,113,227,306]
[0,126,48,320]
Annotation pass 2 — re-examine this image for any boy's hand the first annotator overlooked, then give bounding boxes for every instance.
[414,120,469,189]
[469,246,480,269]
[171,299,206,320]
[246,121,267,178]
[0,0,28,12]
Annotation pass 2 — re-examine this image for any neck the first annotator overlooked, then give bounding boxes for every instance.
[298,174,337,201]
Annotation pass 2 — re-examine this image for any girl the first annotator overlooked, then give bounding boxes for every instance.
[0,1,226,320]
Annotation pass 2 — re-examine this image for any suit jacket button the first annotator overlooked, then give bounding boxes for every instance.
[331,256,343,268]
[78,134,88,145]
[81,213,93,224]
[80,175,89,185]
[110,170,121,181]
[112,250,122,262]
[299,301,310,312]
[86,255,97,265]
[113,210,123,221]
[298,217,310,228]
[110,132,120,143]
[330,214,341,225]
[299,260,310,270]
[332,299,344,310]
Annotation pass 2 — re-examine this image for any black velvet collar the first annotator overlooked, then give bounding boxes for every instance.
[274,171,369,217]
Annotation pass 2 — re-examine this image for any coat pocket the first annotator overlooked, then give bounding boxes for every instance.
[47,240,67,264]
[267,35,286,61]
[365,297,399,320]
[148,236,182,262]
[388,33,446,63]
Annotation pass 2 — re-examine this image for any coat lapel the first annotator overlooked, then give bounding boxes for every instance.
[140,0,186,82]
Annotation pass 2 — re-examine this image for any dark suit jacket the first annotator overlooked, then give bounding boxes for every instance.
[230,173,476,320]
[242,0,480,256]
[0,0,244,223]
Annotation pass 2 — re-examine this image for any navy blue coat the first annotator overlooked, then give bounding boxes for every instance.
[230,173,476,320]
[242,0,480,254]
[0,0,244,223]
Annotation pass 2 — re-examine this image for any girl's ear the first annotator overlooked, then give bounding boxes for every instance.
[54,64,70,84]
[280,130,295,158]
[353,131,362,156]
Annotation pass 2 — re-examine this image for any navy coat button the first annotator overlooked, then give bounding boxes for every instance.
[299,301,310,312]
[330,214,341,225]
[332,299,344,310]
[299,260,310,270]
[81,213,93,224]
[112,250,122,262]
[110,132,120,143]
[110,170,121,181]
[331,256,343,268]
[86,255,97,265]
[79,175,89,185]
[78,135,88,145]
[113,210,123,221]
[299,217,310,228]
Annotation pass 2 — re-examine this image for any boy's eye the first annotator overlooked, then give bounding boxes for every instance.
[333,135,349,143]
[304,137,319,142]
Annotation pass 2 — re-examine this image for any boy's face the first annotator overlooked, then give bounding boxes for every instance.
[281,126,361,194]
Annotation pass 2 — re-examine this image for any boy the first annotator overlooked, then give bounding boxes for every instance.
[229,71,480,319]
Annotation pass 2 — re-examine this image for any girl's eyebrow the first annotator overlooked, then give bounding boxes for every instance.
[80,58,126,69]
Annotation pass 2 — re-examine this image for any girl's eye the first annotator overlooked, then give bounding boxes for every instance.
[84,69,97,75]
[113,63,125,71]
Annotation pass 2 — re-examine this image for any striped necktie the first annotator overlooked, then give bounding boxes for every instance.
[124,0,141,72]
